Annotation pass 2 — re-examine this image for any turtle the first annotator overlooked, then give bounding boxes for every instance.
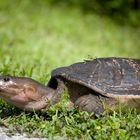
[0,57,140,115]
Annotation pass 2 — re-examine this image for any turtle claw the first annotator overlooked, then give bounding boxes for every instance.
[75,94,104,115]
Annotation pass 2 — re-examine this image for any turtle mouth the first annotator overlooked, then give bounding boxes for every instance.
[0,76,58,111]
[0,84,29,104]
[0,83,44,110]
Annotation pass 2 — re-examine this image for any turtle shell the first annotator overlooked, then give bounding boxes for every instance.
[51,58,140,98]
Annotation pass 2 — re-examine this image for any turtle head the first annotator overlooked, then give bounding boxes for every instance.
[0,76,56,111]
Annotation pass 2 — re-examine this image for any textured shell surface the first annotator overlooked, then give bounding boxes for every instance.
[52,58,140,97]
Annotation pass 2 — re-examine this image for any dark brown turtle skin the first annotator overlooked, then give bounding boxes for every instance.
[0,57,140,115]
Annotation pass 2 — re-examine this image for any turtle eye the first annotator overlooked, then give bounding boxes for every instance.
[3,77,10,82]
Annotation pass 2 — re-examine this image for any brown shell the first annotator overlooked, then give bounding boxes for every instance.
[51,58,140,98]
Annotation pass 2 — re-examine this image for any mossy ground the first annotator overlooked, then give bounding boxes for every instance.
[0,0,140,139]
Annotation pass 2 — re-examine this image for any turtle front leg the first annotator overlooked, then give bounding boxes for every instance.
[74,94,105,115]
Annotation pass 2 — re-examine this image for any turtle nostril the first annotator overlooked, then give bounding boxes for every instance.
[3,77,10,82]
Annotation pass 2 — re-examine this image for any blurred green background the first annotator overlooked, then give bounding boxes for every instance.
[0,0,140,75]
[0,1,140,139]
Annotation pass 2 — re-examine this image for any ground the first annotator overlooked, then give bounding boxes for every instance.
[0,0,140,139]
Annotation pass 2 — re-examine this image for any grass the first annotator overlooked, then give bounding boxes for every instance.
[0,0,140,139]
